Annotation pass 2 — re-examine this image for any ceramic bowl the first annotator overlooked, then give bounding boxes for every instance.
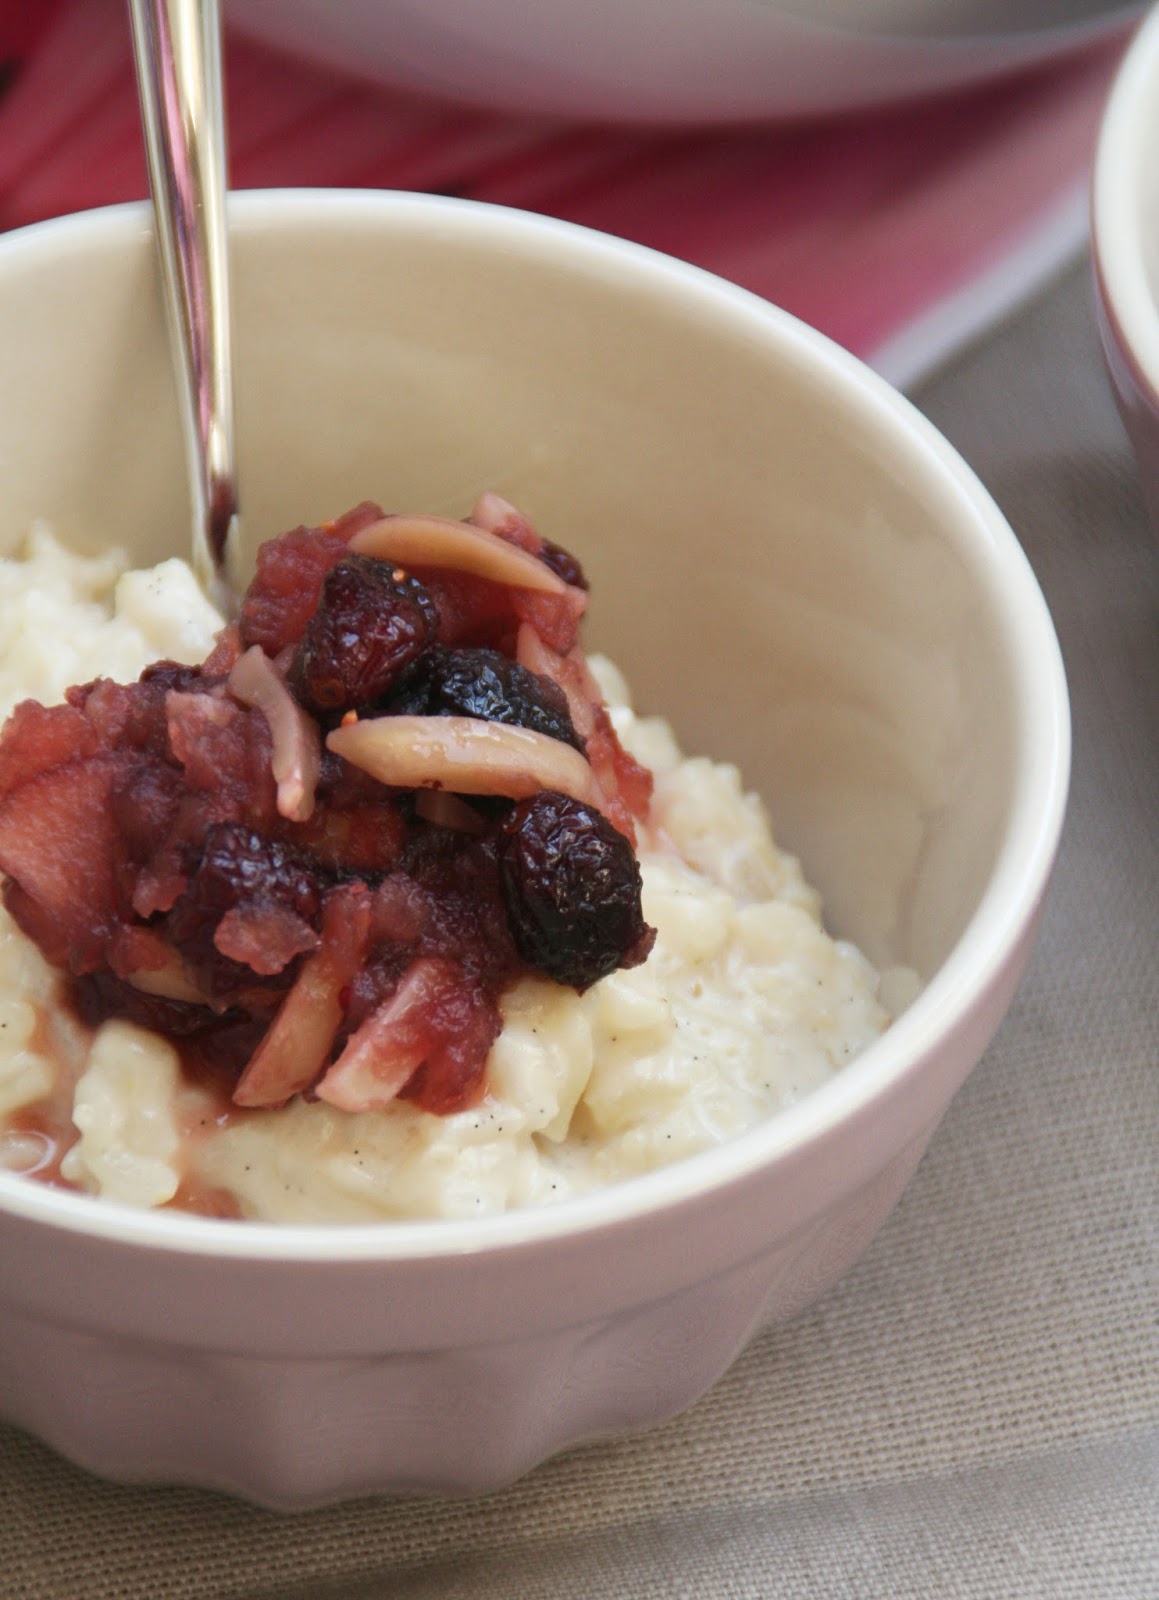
[1093,3,1159,531]
[226,0,1140,123]
[0,192,1069,1508]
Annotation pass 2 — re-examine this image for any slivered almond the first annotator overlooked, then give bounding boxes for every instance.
[349,514,566,595]
[126,955,207,1005]
[232,886,370,1108]
[469,491,540,551]
[227,646,321,823]
[326,715,607,813]
[514,626,639,843]
[315,958,452,1113]
[515,624,596,740]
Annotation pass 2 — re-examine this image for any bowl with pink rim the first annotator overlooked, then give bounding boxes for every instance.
[0,190,1068,1508]
[227,0,1142,122]
[1093,3,1159,530]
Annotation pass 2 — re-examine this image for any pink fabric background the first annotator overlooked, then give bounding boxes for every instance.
[0,0,1127,376]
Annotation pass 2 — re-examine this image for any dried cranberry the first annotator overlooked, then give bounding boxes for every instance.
[539,538,588,591]
[131,663,213,753]
[165,823,325,998]
[497,790,654,990]
[290,555,437,715]
[138,660,205,695]
[389,647,584,752]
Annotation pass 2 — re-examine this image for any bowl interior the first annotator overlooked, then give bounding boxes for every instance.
[0,195,1038,991]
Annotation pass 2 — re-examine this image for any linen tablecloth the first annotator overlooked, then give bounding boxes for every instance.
[0,255,1155,1598]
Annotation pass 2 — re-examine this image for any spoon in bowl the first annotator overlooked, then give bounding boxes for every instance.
[128,0,240,614]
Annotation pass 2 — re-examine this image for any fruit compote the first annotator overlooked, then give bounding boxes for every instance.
[0,495,655,1117]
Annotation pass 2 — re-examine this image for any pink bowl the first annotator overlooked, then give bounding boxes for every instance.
[0,192,1069,1507]
[1093,5,1159,530]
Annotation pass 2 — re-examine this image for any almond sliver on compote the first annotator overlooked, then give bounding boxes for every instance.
[350,514,580,601]
[227,645,321,823]
[326,715,608,813]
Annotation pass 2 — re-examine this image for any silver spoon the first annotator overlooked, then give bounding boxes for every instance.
[128,0,240,614]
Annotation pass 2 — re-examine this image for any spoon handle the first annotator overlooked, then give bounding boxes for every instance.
[128,0,239,611]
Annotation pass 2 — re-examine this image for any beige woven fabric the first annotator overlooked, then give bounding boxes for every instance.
[0,261,1155,1599]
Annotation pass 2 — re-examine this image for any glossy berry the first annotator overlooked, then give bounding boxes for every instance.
[496,790,654,990]
[290,555,436,714]
[165,824,324,997]
[539,538,588,591]
[138,659,206,695]
[390,647,584,751]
